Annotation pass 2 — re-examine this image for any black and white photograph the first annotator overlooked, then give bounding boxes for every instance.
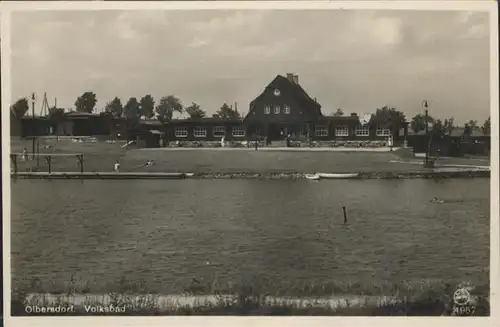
[2,0,499,324]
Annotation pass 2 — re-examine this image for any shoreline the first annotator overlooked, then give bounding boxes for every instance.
[10,169,490,180]
[137,146,401,152]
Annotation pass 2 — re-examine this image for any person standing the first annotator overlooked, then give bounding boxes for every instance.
[21,148,28,161]
[114,160,120,172]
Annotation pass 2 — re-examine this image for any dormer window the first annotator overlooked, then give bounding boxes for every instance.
[274,89,280,96]
[264,105,270,114]
[274,105,280,114]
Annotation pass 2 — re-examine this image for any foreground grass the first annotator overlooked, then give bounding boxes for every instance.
[11,276,490,316]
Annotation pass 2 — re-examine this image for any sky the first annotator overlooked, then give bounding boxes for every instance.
[9,9,491,123]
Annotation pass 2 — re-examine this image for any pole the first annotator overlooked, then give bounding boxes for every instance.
[342,206,347,224]
[31,93,36,157]
[36,138,40,167]
[425,109,429,166]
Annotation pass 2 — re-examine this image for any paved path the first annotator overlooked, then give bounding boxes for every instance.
[138,147,400,152]
[389,160,490,169]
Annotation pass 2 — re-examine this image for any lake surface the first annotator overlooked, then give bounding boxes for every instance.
[11,178,490,294]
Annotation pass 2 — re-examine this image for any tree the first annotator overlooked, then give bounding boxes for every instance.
[331,108,344,116]
[443,117,455,136]
[155,95,183,123]
[468,120,478,130]
[140,94,155,119]
[74,91,97,113]
[410,113,435,134]
[431,119,445,137]
[374,106,406,135]
[104,97,124,118]
[481,117,490,135]
[216,103,241,120]
[185,102,206,119]
[124,97,141,140]
[124,97,141,120]
[10,97,30,119]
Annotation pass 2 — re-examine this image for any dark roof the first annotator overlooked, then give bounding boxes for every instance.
[406,127,488,137]
[65,111,97,117]
[172,117,242,123]
[249,74,321,116]
[20,115,49,120]
[140,117,243,126]
[320,116,359,121]
[450,127,487,137]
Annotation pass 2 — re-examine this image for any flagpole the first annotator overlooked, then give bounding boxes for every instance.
[423,100,430,167]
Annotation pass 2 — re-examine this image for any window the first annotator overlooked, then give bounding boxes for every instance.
[335,125,349,137]
[355,126,370,137]
[274,105,280,114]
[274,89,281,96]
[193,126,207,138]
[376,128,391,136]
[213,126,226,137]
[284,105,291,114]
[232,127,246,137]
[174,127,188,138]
[264,105,270,114]
[315,126,328,137]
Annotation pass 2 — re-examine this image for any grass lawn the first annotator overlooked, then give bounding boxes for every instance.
[10,138,490,174]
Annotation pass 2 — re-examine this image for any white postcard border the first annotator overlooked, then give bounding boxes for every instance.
[1,1,498,327]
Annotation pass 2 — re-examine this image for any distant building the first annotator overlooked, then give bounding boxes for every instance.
[139,73,409,143]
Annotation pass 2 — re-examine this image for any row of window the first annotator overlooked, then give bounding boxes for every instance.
[315,126,391,137]
[172,126,391,138]
[174,126,246,138]
[264,105,291,115]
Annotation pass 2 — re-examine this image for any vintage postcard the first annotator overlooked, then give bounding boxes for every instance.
[1,1,498,327]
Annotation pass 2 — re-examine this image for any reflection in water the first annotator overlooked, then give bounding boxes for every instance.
[11,178,489,293]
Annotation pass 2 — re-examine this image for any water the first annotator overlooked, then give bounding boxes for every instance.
[11,178,490,294]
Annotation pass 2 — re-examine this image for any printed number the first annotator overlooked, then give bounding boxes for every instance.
[453,306,476,316]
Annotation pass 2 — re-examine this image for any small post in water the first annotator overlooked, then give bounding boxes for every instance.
[45,156,52,174]
[342,206,347,224]
[36,138,40,167]
[76,154,84,174]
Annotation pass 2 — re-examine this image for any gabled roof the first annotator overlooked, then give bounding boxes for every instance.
[249,74,321,116]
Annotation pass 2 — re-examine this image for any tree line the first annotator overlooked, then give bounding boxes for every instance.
[329,107,491,136]
[9,91,241,123]
[11,93,491,136]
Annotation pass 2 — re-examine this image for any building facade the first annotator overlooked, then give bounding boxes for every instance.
[17,73,409,143]
[146,73,409,143]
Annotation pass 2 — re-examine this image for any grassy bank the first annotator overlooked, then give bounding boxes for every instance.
[11,276,490,316]
[10,138,489,174]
